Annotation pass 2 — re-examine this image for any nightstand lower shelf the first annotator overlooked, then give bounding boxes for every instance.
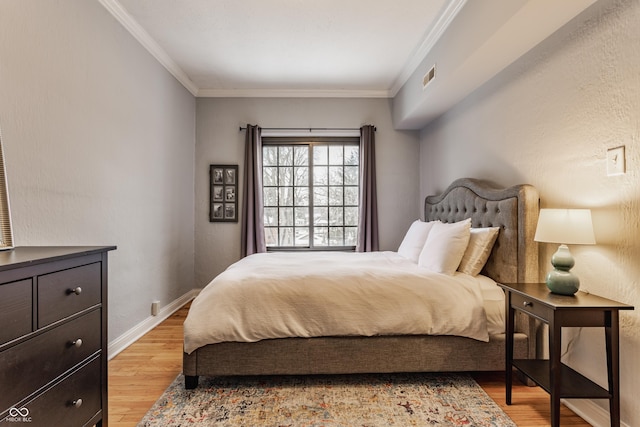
[513,359,611,399]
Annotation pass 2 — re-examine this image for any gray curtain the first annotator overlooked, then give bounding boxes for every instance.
[357,125,379,252]
[241,124,266,257]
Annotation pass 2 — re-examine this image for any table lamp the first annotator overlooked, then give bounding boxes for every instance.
[534,208,596,295]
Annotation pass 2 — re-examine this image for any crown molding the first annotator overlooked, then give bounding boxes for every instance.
[197,88,391,98]
[389,0,467,97]
[98,0,199,96]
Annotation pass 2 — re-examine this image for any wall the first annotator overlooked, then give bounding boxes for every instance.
[419,0,639,424]
[195,98,420,287]
[0,1,196,343]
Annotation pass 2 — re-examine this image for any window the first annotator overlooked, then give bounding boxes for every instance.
[262,137,359,250]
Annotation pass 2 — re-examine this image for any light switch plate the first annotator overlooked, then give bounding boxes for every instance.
[607,146,625,176]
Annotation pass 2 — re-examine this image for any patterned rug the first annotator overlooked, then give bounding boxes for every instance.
[137,373,515,426]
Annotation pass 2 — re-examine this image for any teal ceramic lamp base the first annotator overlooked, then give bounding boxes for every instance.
[546,270,580,295]
[546,244,580,295]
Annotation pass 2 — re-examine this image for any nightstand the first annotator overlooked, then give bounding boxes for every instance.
[498,283,633,427]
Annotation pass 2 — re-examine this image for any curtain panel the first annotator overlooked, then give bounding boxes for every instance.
[241,124,266,257]
[357,125,379,252]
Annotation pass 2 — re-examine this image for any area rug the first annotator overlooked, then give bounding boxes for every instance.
[137,373,515,426]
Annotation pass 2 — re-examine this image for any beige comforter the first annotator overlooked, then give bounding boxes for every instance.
[183,251,490,354]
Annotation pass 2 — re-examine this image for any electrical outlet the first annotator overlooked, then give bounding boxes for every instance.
[151,301,160,316]
[607,146,625,176]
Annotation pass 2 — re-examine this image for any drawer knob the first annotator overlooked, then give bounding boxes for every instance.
[523,301,533,307]
[72,399,83,408]
[69,287,82,296]
[71,338,83,348]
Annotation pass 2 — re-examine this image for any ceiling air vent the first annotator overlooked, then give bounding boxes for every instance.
[423,64,436,89]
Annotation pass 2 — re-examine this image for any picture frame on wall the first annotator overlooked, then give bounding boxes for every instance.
[210,165,238,222]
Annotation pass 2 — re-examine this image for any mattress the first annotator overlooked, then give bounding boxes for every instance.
[184,251,506,354]
[477,274,506,335]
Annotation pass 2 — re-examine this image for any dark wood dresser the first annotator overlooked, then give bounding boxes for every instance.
[0,246,115,427]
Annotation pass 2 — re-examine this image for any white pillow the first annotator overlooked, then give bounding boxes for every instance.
[418,218,471,275]
[397,220,439,263]
[458,227,500,276]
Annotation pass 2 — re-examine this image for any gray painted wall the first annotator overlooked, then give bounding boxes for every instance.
[0,0,196,342]
[194,98,420,287]
[419,0,639,424]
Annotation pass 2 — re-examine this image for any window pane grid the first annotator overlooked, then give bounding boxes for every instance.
[263,140,358,249]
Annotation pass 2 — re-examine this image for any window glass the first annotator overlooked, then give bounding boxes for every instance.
[263,138,359,250]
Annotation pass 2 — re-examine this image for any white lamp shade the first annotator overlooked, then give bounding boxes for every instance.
[534,209,596,245]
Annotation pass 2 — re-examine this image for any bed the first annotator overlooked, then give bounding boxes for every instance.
[183,177,540,389]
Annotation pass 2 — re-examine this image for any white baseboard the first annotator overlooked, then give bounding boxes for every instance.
[563,398,630,427]
[107,288,201,360]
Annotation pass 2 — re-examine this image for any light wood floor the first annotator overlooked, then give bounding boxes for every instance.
[108,303,591,427]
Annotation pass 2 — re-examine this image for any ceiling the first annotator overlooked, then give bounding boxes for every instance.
[101,0,461,97]
[99,0,598,128]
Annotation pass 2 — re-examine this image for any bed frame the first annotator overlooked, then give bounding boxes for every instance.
[183,178,540,389]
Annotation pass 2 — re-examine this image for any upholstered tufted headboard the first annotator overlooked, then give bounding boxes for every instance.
[424,178,539,284]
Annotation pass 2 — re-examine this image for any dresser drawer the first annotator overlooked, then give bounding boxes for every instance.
[0,279,32,346]
[511,292,552,321]
[3,356,102,427]
[0,309,101,411]
[37,263,101,328]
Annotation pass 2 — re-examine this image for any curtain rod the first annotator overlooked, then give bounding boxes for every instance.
[239,126,376,132]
